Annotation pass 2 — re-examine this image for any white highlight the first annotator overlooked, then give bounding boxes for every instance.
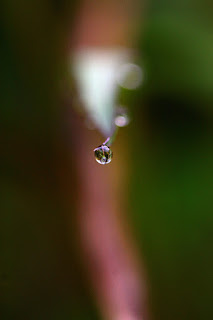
[72,49,134,136]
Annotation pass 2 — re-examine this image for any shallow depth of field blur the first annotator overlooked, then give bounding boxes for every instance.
[1,1,213,320]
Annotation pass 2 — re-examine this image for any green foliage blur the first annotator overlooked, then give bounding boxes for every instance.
[128,1,213,319]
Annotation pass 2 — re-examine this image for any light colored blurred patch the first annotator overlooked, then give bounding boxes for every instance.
[115,106,130,127]
[116,63,143,90]
[72,49,134,136]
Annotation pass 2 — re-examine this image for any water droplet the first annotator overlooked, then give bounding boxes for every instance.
[94,145,113,165]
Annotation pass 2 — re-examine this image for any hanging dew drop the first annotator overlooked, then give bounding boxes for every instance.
[93,107,129,164]
[94,145,113,165]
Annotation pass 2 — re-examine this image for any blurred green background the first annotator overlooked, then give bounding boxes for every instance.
[129,1,213,319]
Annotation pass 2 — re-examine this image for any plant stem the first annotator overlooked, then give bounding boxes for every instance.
[102,127,119,147]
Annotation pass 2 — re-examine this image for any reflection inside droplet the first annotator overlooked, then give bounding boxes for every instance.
[94,145,113,165]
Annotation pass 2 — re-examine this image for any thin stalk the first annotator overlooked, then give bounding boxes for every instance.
[102,126,119,147]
